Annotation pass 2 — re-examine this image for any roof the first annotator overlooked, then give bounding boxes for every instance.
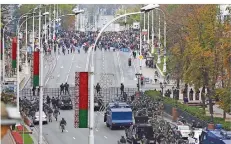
[110,108,132,112]
[206,129,231,140]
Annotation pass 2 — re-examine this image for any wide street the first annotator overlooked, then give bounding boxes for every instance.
[35,48,136,144]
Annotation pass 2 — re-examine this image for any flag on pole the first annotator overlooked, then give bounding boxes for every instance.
[33,51,39,87]
[74,72,89,128]
[12,37,17,68]
[79,72,89,128]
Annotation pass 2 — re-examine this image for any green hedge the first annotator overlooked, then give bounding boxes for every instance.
[145,90,231,131]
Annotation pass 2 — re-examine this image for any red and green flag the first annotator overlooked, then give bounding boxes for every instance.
[33,51,39,87]
[12,37,17,68]
[74,72,89,128]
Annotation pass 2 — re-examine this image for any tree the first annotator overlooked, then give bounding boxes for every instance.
[162,4,231,120]
[215,88,231,119]
[1,92,16,106]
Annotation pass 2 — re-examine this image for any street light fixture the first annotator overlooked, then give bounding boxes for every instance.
[72,9,85,31]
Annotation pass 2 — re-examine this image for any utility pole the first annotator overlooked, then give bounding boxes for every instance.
[38,5,43,144]
[157,11,161,64]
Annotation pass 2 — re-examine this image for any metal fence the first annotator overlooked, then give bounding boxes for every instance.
[163,103,208,128]
[20,87,137,103]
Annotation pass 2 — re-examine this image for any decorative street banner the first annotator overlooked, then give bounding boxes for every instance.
[75,72,89,128]
[33,51,39,87]
[12,37,17,68]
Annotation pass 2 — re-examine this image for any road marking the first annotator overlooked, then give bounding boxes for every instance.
[85,47,92,71]
[57,74,60,77]
[61,66,64,68]
[104,136,108,139]
[76,66,81,68]
[65,130,68,132]
[45,66,47,68]
[117,51,124,83]
[95,129,98,132]
[65,54,75,82]
[73,137,76,139]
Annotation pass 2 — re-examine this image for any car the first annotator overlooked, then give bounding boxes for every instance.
[59,95,73,110]
[33,111,48,125]
[175,125,191,139]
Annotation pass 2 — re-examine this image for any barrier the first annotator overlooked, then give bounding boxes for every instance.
[11,131,23,144]
[16,125,32,134]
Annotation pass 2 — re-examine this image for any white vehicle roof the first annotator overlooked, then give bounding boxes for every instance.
[177,125,190,130]
[35,111,46,116]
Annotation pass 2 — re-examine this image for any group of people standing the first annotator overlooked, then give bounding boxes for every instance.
[60,82,70,95]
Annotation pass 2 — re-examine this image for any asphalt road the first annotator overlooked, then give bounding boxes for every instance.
[37,48,126,144]
[32,48,196,144]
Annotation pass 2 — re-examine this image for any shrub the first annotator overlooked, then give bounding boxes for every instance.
[145,90,231,130]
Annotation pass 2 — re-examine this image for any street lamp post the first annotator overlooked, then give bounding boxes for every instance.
[151,10,154,54]
[135,73,142,92]
[155,8,166,72]
[2,17,20,83]
[157,11,161,64]
[25,15,29,74]
[16,12,32,112]
[91,5,157,143]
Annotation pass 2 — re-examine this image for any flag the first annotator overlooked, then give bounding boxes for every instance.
[12,37,17,68]
[79,72,89,128]
[74,72,89,128]
[33,51,39,87]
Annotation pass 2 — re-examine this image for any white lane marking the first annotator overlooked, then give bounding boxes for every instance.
[95,129,98,132]
[65,130,68,132]
[57,74,60,77]
[85,47,92,71]
[76,66,81,68]
[65,54,75,82]
[61,66,64,68]
[73,137,76,139]
[104,136,108,139]
[45,78,50,86]
[117,51,124,83]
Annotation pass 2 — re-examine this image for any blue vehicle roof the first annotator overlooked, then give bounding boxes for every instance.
[110,108,132,112]
[205,129,231,141]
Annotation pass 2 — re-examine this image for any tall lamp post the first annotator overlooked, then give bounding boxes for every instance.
[16,12,33,112]
[155,8,166,72]
[135,73,142,92]
[2,17,20,83]
[90,4,158,144]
